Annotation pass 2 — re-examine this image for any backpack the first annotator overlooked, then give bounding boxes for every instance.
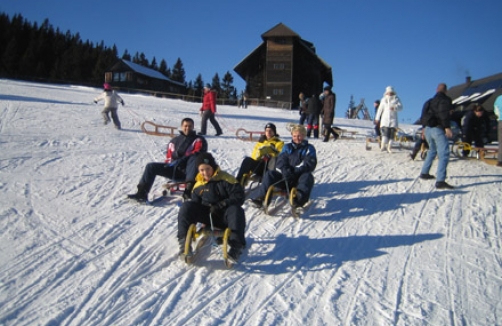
[420,98,438,127]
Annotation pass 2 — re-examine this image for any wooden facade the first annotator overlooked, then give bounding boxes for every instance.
[234,23,332,108]
[105,59,185,94]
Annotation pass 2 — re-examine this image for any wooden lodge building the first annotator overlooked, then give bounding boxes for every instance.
[234,23,332,109]
[448,73,502,114]
[105,59,185,95]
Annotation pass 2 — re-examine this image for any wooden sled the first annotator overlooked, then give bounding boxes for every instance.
[337,128,358,139]
[473,147,499,166]
[236,128,264,141]
[365,136,380,150]
[141,121,177,137]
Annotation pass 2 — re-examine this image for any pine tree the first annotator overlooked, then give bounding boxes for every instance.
[211,73,221,95]
[150,57,158,70]
[221,71,234,99]
[193,74,204,98]
[122,49,131,61]
[159,59,169,77]
[171,58,186,84]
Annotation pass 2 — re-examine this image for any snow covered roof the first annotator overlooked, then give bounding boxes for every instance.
[121,60,185,87]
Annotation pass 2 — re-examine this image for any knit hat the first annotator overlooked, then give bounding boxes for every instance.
[264,122,277,135]
[204,84,211,89]
[384,86,395,95]
[323,85,332,91]
[195,152,218,170]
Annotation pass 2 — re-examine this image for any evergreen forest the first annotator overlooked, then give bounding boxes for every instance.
[0,13,237,100]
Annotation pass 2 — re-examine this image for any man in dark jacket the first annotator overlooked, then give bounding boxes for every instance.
[248,124,317,208]
[128,118,208,202]
[461,104,490,157]
[305,93,322,138]
[177,152,246,262]
[419,83,454,189]
[321,86,338,142]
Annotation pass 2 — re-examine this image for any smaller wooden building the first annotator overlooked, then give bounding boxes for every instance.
[448,73,502,113]
[234,23,332,109]
[105,59,185,94]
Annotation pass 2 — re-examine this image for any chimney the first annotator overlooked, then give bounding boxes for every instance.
[465,76,472,84]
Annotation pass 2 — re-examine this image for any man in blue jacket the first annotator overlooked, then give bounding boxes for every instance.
[248,124,317,208]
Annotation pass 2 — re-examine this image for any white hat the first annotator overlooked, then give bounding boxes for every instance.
[384,86,395,95]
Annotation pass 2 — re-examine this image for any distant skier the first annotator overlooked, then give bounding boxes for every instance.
[94,83,124,130]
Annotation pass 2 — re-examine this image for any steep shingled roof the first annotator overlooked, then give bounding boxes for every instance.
[261,22,300,39]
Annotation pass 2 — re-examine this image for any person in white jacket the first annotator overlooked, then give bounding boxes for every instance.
[94,83,125,130]
[375,86,403,152]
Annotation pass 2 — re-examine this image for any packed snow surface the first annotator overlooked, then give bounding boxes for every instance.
[0,79,501,325]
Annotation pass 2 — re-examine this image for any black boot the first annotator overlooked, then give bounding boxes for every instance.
[313,129,319,139]
[182,182,194,201]
[127,184,148,202]
[307,128,312,138]
[178,238,191,256]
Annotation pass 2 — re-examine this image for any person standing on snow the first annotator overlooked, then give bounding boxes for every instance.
[94,83,125,130]
[305,93,322,138]
[320,85,338,142]
[419,83,454,189]
[494,94,502,167]
[199,84,223,136]
[374,86,403,152]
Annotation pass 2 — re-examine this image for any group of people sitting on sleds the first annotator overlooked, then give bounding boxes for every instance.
[127,118,317,263]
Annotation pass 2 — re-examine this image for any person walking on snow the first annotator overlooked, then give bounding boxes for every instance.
[94,83,124,130]
[199,84,223,136]
[374,86,403,152]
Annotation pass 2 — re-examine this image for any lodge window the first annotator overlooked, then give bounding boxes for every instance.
[113,72,127,82]
[273,89,284,96]
[273,63,285,70]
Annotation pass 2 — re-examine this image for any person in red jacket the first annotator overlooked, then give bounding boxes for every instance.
[199,84,223,136]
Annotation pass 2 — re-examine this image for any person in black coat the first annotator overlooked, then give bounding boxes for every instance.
[305,93,322,138]
[177,152,246,261]
[461,104,490,157]
[128,118,207,202]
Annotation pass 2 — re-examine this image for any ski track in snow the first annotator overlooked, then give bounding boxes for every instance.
[0,79,501,326]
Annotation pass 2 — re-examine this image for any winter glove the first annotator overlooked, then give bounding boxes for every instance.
[210,200,228,215]
[294,166,305,175]
[121,101,125,106]
[281,166,295,180]
[93,100,97,104]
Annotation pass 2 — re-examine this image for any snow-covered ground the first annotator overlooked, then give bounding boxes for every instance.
[0,79,501,326]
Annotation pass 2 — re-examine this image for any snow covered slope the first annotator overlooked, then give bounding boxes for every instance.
[0,79,501,325]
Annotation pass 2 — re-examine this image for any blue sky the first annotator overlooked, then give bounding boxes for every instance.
[1,0,501,123]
